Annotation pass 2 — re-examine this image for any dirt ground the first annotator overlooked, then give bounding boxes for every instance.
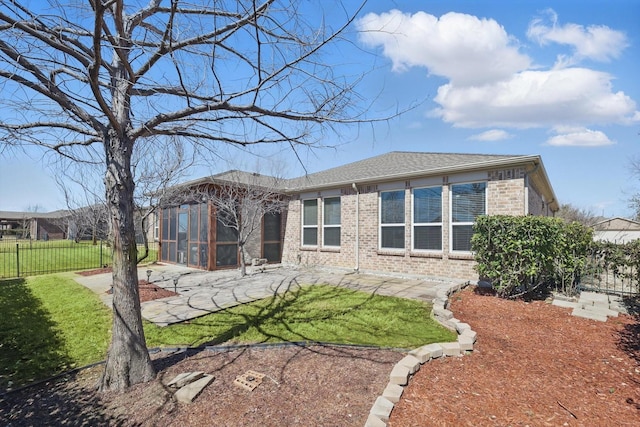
[1,285,638,426]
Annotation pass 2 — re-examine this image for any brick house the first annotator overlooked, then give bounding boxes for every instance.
[159,152,558,280]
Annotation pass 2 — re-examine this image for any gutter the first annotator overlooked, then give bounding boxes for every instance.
[283,155,546,194]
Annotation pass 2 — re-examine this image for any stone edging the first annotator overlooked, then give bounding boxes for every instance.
[365,281,477,427]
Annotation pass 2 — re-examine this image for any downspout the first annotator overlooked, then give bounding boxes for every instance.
[352,183,359,272]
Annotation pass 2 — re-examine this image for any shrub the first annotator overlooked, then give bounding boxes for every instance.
[472,215,592,298]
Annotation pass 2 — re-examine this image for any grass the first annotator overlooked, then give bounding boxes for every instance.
[0,240,157,278]
[0,274,456,391]
[0,274,111,391]
[144,285,456,349]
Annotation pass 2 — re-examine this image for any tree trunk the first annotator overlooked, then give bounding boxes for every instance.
[99,130,156,392]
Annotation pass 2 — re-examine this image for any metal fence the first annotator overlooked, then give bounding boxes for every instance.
[578,252,640,296]
[0,238,158,279]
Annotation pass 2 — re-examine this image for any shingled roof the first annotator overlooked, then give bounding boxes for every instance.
[285,151,538,191]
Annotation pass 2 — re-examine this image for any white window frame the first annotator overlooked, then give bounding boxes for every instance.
[379,189,406,250]
[301,198,318,246]
[449,181,487,253]
[322,196,341,247]
[411,186,443,252]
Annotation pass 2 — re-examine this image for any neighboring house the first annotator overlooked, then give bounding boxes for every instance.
[157,152,558,281]
[592,217,640,243]
[0,210,69,240]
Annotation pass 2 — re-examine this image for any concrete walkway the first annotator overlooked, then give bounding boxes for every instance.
[74,264,459,326]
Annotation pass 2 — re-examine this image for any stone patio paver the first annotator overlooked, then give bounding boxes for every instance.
[74,264,457,326]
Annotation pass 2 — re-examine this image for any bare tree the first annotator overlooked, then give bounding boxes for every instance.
[0,1,384,391]
[56,166,108,243]
[556,203,602,227]
[133,136,195,263]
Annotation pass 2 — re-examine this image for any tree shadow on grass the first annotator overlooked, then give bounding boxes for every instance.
[0,278,74,392]
[0,278,121,426]
[150,274,440,373]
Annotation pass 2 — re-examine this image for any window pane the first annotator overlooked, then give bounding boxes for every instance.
[216,218,238,242]
[381,191,405,224]
[303,200,318,225]
[189,205,198,241]
[168,242,176,262]
[414,187,442,223]
[178,212,188,251]
[187,243,198,266]
[452,225,474,251]
[169,208,177,240]
[381,226,404,249]
[200,203,208,242]
[414,226,442,250]
[264,212,281,241]
[216,244,238,266]
[323,197,341,225]
[161,208,169,240]
[161,241,168,261]
[303,228,317,246]
[263,242,281,262]
[452,183,486,222]
[199,243,208,268]
[323,227,340,246]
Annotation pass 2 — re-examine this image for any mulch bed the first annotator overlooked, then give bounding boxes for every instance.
[389,287,640,426]
[79,267,178,302]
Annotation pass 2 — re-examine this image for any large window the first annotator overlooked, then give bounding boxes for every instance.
[413,186,442,251]
[380,190,405,249]
[323,197,341,247]
[302,199,318,246]
[451,182,486,252]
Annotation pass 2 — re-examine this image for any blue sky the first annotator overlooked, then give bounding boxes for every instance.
[1,0,639,217]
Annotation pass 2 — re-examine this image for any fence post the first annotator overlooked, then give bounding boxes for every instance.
[100,240,103,267]
[16,243,20,278]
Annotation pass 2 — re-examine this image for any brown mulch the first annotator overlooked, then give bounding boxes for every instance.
[78,267,178,302]
[390,287,640,426]
[0,345,402,426]
[1,286,638,426]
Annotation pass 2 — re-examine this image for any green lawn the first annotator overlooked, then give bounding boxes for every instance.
[0,274,111,391]
[0,274,456,391]
[0,240,157,278]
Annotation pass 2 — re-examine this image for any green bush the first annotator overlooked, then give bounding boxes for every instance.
[471,215,592,298]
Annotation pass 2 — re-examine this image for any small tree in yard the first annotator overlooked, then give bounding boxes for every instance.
[192,171,286,276]
[0,1,385,391]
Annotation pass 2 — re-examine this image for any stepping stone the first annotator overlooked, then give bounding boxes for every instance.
[571,307,607,322]
[174,374,214,403]
[167,371,205,388]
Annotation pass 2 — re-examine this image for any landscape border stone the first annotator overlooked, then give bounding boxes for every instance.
[364,280,477,427]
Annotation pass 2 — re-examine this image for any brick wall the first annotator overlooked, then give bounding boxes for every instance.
[282,169,543,280]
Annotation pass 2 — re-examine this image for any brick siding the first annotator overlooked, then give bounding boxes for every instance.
[282,168,550,280]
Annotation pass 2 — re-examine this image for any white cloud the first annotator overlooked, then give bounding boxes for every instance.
[357,10,530,86]
[432,68,638,128]
[546,126,614,147]
[358,9,638,144]
[469,129,512,141]
[527,9,628,64]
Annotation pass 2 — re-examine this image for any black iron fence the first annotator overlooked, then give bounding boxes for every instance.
[0,238,158,279]
[578,243,640,296]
